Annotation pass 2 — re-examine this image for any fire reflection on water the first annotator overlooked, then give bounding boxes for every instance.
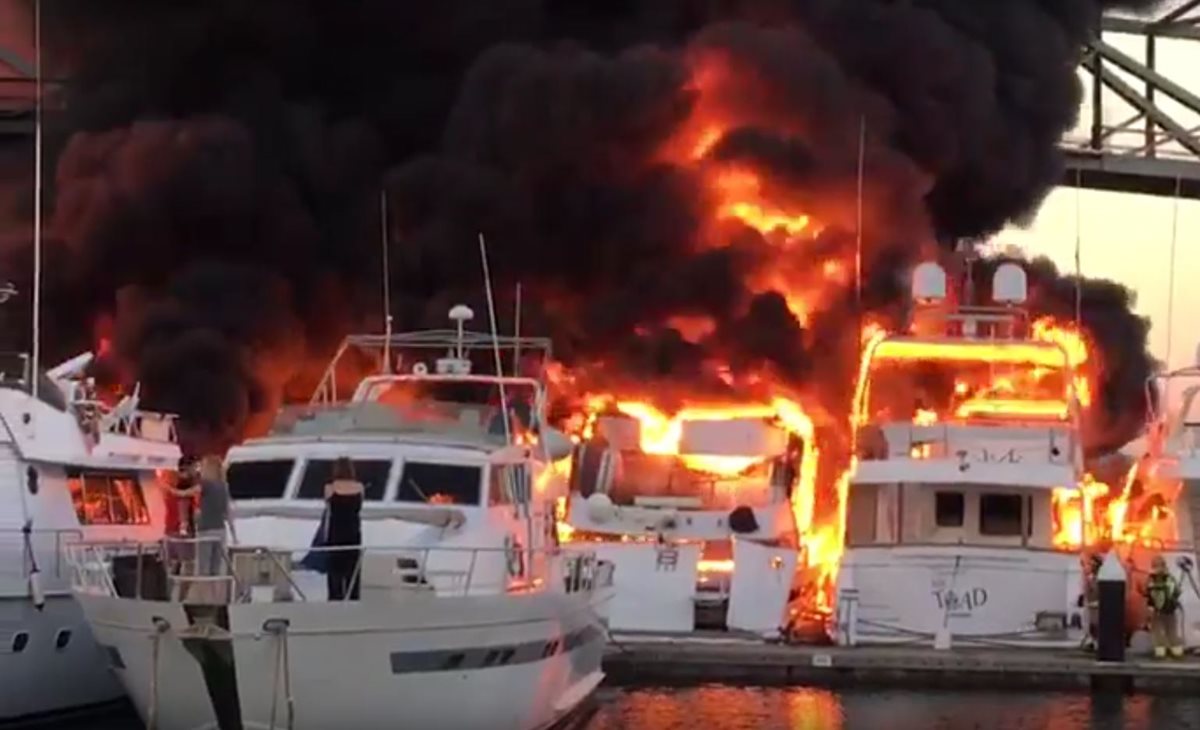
[584,686,1182,730]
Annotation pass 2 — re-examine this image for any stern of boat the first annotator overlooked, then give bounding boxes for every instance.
[833,546,1086,648]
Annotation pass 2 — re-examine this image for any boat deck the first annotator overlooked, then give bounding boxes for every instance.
[602,634,1200,693]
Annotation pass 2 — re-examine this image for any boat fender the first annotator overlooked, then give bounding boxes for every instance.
[505,536,525,578]
[585,492,616,523]
[28,568,45,610]
[729,506,759,534]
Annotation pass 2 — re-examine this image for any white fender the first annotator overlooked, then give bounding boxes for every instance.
[28,568,45,610]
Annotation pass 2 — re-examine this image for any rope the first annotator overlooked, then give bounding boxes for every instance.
[265,619,294,730]
[147,620,168,730]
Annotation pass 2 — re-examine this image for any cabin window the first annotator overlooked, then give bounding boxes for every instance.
[935,492,965,528]
[297,459,390,501]
[488,465,511,505]
[979,493,1025,536]
[395,462,482,506]
[845,485,878,545]
[66,471,150,526]
[226,460,294,500]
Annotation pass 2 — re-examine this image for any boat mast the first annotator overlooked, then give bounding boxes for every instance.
[30,0,43,398]
[478,233,511,442]
[380,188,393,374]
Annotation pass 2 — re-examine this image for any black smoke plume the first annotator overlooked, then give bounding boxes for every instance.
[0,0,1164,453]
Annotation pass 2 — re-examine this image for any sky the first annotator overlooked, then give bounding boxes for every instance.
[1001,30,1200,384]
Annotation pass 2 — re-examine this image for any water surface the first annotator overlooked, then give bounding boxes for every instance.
[32,686,1200,730]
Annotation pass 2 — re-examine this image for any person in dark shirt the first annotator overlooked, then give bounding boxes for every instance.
[324,457,365,601]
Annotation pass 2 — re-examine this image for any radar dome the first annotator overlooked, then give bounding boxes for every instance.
[992,262,1028,304]
[911,262,947,303]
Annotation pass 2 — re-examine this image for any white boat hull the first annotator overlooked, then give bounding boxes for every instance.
[834,546,1085,647]
[0,594,124,719]
[78,589,611,730]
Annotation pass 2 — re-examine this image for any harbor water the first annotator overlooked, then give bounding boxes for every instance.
[39,685,1200,730]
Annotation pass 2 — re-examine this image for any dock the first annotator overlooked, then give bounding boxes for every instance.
[601,635,1200,693]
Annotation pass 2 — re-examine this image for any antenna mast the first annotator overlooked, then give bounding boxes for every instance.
[478,233,511,442]
[31,0,43,397]
[854,115,865,310]
[512,283,522,377]
[380,188,393,374]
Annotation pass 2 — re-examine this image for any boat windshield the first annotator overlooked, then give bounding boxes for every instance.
[862,340,1072,425]
[606,453,781,510]
[359,379,539,434]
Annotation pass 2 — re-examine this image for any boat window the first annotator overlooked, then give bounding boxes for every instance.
[979,493,1025,536]
[846,484,878,545]
[226,460,295,500]
[66,471,150,525]
[935,492,965,528]
[395,462,482,505]
[488,465,511,505]
[296,459,390,501]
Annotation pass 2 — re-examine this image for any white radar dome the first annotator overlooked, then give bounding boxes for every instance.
[911,262,947,303]
[585,492,617,523]
[992,262,1028,304]
[448,304,475,322]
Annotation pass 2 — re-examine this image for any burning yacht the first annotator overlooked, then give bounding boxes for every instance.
[0,351,178,720]
[561,399,815,637]
[64,306,613,730]
[833,260,1091,648]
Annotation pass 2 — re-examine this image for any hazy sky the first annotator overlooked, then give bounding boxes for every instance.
[1001,30,1200,378]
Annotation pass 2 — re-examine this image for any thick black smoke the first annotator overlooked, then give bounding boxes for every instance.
[0,0,1164,452]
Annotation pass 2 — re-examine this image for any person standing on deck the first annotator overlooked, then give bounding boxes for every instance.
[325,457,365,601]
[1144,555,1185,658]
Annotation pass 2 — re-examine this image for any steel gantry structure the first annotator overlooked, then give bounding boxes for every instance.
[2,7,1200,197]
[1067,1,1200,198]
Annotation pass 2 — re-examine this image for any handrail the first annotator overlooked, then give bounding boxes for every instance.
[63,538,608,605]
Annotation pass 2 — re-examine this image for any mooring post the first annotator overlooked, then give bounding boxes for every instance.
[1097,552,1126,662]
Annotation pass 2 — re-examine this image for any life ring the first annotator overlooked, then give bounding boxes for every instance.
[505,536,525,578]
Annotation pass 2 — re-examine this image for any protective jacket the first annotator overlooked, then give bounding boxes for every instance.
[1146,572,1183,614]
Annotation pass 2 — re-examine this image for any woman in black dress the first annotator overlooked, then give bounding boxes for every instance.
[324,457,365,600]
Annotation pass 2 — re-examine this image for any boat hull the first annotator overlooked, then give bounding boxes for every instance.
[834,545,1086,647]
[0,594,124,720]
[77,588,611,730]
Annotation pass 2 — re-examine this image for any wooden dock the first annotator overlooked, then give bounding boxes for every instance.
[601,635,1200,693]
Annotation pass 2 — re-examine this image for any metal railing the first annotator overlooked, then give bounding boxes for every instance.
[0,527,84,593]
[857,422,1078,466]
[64,537,611,605]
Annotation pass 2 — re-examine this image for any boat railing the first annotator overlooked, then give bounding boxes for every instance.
[64,537,612,605]
[856,421,1076,465]
[0,527,84,592]
[311,329,553,405]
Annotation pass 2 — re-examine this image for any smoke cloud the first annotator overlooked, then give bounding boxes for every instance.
[0,0,1164,453]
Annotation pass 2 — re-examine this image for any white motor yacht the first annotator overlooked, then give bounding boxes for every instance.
[65,307,614,730]
[834,261,1090,648]
[562,401,813,638]
[1119,365,1200,645]
[0,351,179,720]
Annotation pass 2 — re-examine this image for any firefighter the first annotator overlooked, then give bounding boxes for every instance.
[1082,553,1103,652]
[1144,555,1185,659]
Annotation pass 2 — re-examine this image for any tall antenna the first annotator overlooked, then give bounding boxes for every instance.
[511,282,522,377]
[380,188,393,374]
[1073,168,1083,331]
[1165,175,1181,371]
[854,115,866,310]
[31,0,43,397]
[478,233,511,442]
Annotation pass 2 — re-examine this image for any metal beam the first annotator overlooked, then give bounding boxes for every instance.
[1063,150,1200,199]
[1092,39,1200,117]
[1080,55,1200,157]
[1102,16,1200,40]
